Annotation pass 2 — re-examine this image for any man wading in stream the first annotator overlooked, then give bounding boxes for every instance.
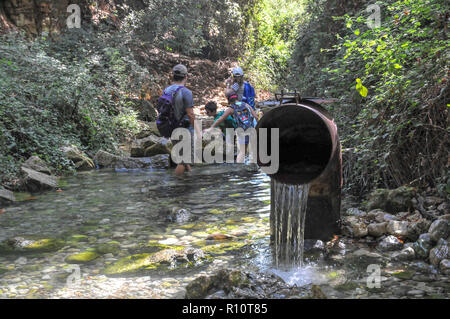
[157,64,198,175]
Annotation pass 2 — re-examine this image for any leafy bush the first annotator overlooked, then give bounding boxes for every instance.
[0,30,149,184]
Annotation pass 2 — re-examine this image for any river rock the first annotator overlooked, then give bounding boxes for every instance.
[65,251,100,264]
[429,241,449,266]
[387,220,409,237]
[377,235,403,251]
[94,150,170,169]
[342,216,368,238]
[104,248,205,275]
[366,186,415,214]
[130,134,164,157]
[437,202,449,213]
[0,237,64,253]
[144,143,171,157]
[166,208,194,223]
[439,259,450,275]
[22,156,52,174]
[20,167,57,192]
[392,247,416,261]
[60,145,95,170]
[413,234,433,259]
[345,208,366,217]
[428,219,449,243]
[367,222,387,237]
[348,248,384,267]
[0,187,15,205]
[406,218,432,241]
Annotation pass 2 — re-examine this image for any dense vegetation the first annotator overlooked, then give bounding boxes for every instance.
[0,0,448,197]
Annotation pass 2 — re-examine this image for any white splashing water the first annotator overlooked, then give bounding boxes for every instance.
[271,179,310,268]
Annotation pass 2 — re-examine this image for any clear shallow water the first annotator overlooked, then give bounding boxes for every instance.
[0,165,448,299]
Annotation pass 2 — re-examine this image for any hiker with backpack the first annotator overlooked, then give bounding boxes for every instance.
[206,90,258,163]
[226,67,256,110]
[156,64,198,175]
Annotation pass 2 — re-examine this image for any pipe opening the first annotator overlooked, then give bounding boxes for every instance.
[257,104,333,185]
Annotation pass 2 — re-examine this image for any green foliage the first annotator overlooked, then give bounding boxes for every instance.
[289,0,449,194]
[243,0,306,90]
[122,0,256,59]
[0,30,148,184]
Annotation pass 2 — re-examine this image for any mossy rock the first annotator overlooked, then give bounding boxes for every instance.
[366,186,416,214]
[65,251,100,264]
[0,237,65,253]
[69,235,89,242]
[0,265,8,275]
[95,241,121,255]
[104,248,205,276]
[201,242,247,255]
[392,270,415,280]
[335,281,360,291]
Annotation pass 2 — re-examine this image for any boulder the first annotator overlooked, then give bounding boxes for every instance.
[406,218,432,241]
[428,219,449,243]
[65,251,100,264]
[0,237,64,253]
[342,216,368,238]
[392,247,416,261]
[439,259,450,275]
[377,235,403,251]
[130,134,164,157]
[22,156,52,174]
[144,143,171,157]
[413,234,433,259]
[60,145,95,170]
[386,220,409,237]
[0,187,15,205]
[429,241,449,266]
[20,167,57,192]
[94,150,170,169]
[166,208,193,223]
[367,222,387,238]
[366,186,415,214]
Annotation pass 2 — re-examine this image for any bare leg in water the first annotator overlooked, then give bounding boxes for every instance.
[175,164,192,175]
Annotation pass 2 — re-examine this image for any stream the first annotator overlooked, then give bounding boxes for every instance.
[0,165,448,299]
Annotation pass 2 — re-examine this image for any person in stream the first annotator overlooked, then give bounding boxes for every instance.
[156,64,199,175]
[226,66,256,110]
[206,90,258,163]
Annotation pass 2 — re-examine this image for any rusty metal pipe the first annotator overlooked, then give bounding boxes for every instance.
[256,100,342,240]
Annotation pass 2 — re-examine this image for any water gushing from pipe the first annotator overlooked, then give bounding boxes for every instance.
[271,179,310,268]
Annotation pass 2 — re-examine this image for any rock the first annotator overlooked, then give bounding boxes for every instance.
[65,251,100,264]
[126,99,157,122]
[20,167,57,192]
[424,196,444,207]
[349,248,384,266]
[60,145,95,170]
[429,241,449,266]
[144,143,171,157]
[94,150,170,169]
[428,219,449,243]
[342,216,368,238]
[392,247,416,261]
[0,187,15,205]
[95,241,120,255]
[387,220,409,237]
[377,235,403,251]
[206,233,236,241]
[367,222,387,237]
[406,218,432,241]
[166,208,194,223]
[0,237,64,253]
[413,234,433,259]
[437,202,449,213]
[366,186,416,214]
[22,156,52,174]
[104,248,205,275]
[439,259,450,275]
[130,134,165,157]
[345,208,366,216]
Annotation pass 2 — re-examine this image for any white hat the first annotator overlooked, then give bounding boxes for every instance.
[232,67,244,76]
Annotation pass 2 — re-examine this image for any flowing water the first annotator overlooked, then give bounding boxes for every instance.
[271,180,310,268]
[0,165,448,299]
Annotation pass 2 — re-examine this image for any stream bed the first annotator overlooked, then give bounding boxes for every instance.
[0,165,448,299]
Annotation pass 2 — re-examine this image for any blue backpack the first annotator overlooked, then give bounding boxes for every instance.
[156,85,185,138]
[231,101,255,131]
